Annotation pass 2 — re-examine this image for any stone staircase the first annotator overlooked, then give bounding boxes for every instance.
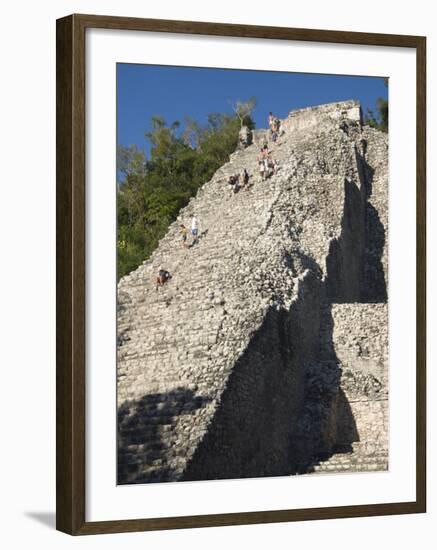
[311,447,388,473]
[117,100,388,484]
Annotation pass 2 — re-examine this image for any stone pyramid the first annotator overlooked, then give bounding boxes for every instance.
[117,100,388,484]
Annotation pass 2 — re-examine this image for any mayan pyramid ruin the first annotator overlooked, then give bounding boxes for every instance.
[117,100,389,484]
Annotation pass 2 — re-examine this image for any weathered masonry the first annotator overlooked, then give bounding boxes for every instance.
[117,100,388,484]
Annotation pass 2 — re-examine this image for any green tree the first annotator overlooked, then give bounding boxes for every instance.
[364,79,388,132]
[365,98,388,132]
[117,104,256,280]
[231,97,257,128]
[116,144,147,190]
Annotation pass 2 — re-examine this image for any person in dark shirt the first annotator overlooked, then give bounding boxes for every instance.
[156,267,172,290]
[241,168,250,188]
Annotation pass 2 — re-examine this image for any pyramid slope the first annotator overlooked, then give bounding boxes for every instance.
[117,100,388,483]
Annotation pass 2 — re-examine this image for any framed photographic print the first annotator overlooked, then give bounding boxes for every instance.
[56,14,426,535]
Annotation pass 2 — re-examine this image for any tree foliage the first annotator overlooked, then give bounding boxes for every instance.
[364,79,388,132]
[231,97,257,128]
[117,107,255,279]
[364,98,388,132]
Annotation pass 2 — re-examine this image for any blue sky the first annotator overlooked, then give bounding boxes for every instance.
[117,64,388,156]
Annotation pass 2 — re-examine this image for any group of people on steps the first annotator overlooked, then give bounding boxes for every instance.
[227,168,250,193]
[179,215,199,248]
[258,145,279,180]
[229,111,282,192]
[156,215,199,289]
[156,111,283,289]
[259,111,282,178]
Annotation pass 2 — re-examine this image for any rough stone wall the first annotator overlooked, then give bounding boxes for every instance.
[361,127,389,302]
[332,304,388,383]
[117,100,388,484]
[183,270,322,481]
[312,304,388,473]
[281,100,362,134]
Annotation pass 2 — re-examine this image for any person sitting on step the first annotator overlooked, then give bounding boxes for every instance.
[156,266,172,290]
[228,174,241,193]
[241,168,250,188]
[228,174,237,186]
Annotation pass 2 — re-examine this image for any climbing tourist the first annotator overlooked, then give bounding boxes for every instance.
[273,158,279,174]
[259,158,266,180]
[268,112,279,139]
[274,117,281,135]
[268,152,276,169]
[234,174,241,193]
[228,174,237,187]
[156,267,172,290]
[241,168,250,188]
[228,174,240,193]
[233,174,241,193]
[264,158,272,179]
[259,145,268,161]
[179,224,188,247]
[191,215,199,244]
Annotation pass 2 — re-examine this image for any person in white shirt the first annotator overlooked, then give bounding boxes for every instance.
[259,157,266,180]
[191,215,199,244]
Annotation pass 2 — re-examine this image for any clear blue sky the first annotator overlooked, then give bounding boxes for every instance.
[117,63,388,156]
